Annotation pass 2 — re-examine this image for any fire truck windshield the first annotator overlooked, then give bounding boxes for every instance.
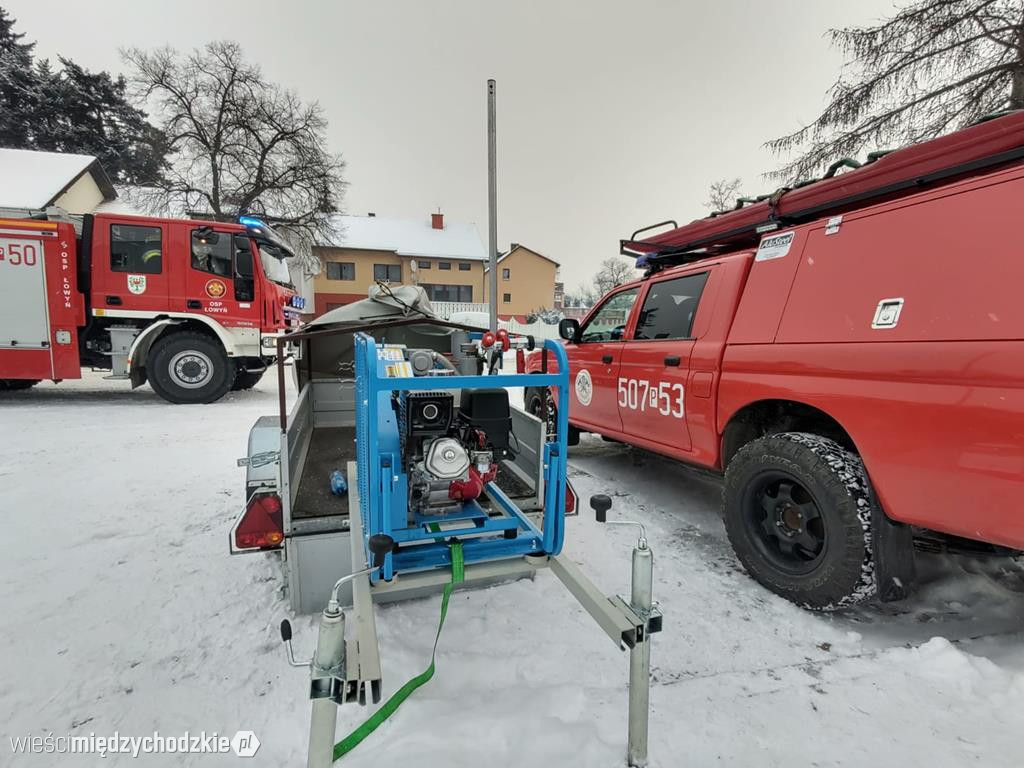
[256,241,295,288]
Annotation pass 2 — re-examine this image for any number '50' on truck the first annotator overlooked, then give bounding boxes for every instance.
[525,112,1024,610]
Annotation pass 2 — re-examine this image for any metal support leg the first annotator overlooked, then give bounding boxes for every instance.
[307,608,346,768]
[307,699,337,768]
[627,545,653,768]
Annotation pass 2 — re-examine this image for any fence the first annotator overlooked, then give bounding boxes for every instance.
[431,302,560,341]
[431,301,489,319]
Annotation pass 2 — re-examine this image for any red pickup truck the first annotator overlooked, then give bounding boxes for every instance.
[526,117,1024,610]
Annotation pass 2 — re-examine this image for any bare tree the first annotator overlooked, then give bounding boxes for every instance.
[704,177,744,213]
[768,0,1024,182]
[123,42,344,270]
[564,284,597,308]
[592,257,637,296]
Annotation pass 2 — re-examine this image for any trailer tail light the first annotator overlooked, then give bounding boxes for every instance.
[231,491,285,552]
[565,479,579,516]
[516,348,525,373]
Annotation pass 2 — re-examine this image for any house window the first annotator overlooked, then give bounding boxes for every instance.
[326,261,355,280]
[502,268,510,280]
[417,260,432,269]
[373,263,402,282]
[110,224,162,274]
[458,262,471,271]
[190,228,233,276]
[502,293,511,303]
[423,284,473,302]
[439,262,452,271]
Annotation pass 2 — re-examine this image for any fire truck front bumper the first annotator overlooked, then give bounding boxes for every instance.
[261,333,302,360]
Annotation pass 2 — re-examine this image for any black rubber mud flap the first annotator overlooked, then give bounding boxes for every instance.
[871,498,916,602]
[130,366,147,389]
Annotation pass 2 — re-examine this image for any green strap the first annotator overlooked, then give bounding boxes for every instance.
[333,542,465,761]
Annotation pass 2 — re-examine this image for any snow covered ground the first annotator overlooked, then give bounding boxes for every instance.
[2,371,1023,767]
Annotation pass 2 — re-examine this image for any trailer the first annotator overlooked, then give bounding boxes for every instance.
[233,287,663,766]
[234,288,570,607]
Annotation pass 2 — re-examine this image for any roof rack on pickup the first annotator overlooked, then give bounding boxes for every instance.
[622,110,1024,271]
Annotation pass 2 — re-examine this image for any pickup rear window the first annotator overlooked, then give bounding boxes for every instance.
[634,272,708,340]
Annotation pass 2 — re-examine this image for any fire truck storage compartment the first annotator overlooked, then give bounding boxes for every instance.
[0,233,50,350]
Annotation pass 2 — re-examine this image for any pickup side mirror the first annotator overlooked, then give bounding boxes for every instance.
[558,318,580,343]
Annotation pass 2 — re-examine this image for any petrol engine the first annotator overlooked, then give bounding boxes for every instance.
[396,387,512,517]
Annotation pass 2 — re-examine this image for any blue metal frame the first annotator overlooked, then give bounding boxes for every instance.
[354,333,570,581]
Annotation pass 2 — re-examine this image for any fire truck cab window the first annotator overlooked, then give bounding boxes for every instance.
[110,224,162,274]
[634,272,709,340]
[190,229,232,277]
[579,287,639,342]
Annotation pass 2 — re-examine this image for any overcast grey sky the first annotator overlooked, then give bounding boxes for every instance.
[7,0,897,291]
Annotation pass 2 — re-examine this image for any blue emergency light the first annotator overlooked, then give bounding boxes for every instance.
[238,215,267,230]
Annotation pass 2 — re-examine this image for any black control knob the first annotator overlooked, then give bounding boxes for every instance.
[368,534,395,568]
[590,494,612,523]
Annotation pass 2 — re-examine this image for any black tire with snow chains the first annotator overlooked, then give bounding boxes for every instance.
[723,432,876,610]
[524,384,579,446]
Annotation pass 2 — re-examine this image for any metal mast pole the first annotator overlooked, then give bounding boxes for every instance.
[487,79,498,331]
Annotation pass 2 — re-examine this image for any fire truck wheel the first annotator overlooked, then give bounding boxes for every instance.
[0,379,40,391]
[231,370,265,391]
[723,432,876,611]
[147,331,235,404]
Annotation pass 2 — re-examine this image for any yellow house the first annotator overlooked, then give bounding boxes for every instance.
[0,148,116,215]
[484,244,560,320]
[312,212,487,315]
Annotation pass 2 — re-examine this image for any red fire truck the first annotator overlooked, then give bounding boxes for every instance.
[0,212,304,403]
[526,112,1024,609]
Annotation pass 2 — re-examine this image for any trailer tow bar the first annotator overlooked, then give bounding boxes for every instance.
[282,492,661,767]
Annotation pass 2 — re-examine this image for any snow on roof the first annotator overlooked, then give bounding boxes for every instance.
[319,214,487,261]
[0,148,113,209]
[93,186,187,218]
[485,243,560,271]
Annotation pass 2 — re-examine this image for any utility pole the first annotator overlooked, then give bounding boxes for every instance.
[487,79,498,331]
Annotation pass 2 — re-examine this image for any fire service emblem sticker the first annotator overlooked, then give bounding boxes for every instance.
[575,368,593,406]
[205,279,227,299]
[126,274,147,295]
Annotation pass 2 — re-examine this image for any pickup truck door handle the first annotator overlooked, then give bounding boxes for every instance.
[187,299,202,309]
[105,295,122,306]
[664,356,681,367]
[601,354,614,364]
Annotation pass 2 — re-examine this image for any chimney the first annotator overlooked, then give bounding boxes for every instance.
[431,212,444,230]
